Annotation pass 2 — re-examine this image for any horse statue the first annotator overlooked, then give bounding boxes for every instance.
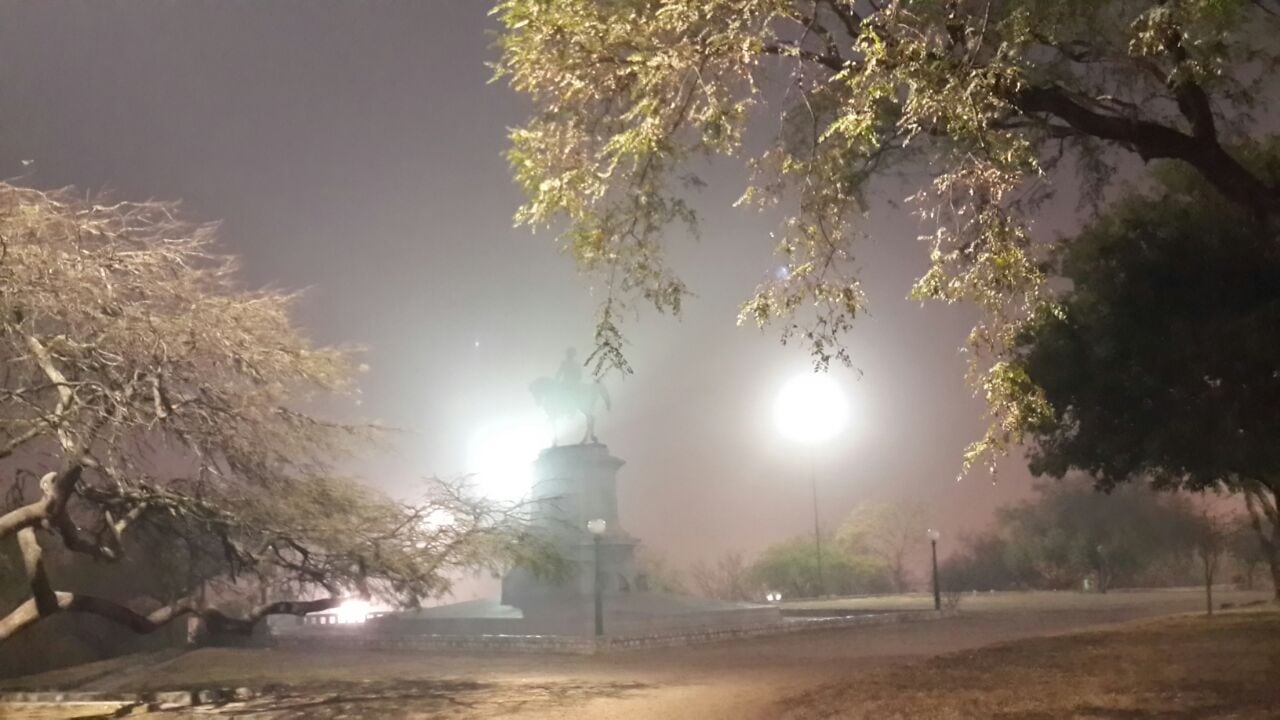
[530,348,611,445]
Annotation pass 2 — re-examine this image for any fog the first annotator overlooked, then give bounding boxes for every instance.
[0,0,1039,586]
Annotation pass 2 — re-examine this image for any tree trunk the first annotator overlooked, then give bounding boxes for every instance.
[1270,540,1280,602]
[1204,558,1214,617]
[1242,483,1280,601]
[0,526,341,647]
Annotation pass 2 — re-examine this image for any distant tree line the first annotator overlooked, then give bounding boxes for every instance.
[940,481,1267,595]
[642,501,928,602]
[652,485,1273,604]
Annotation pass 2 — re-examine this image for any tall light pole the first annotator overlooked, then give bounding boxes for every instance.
[587,518,607,637]
[775,372,849,598]
[809,456,823,595]
[928,528,941,611]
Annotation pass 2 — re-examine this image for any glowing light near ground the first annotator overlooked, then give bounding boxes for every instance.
[334,599,370,624]
[467,414,551,501]
[773,372,849,445]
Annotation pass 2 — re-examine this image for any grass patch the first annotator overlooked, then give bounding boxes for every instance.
[780,587,1271,614]
[778,608,1280,719]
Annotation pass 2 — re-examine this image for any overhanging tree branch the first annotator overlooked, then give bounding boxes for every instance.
[0,591,343,643]
[1013,84,1277,218]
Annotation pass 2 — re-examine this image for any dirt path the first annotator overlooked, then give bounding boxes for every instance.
[4,590,1271,718]
[501,601,1235,720]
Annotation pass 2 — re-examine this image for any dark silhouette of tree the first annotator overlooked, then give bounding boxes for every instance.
[1016,171,1280,598]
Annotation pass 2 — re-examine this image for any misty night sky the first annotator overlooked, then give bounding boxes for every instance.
[0,1,1041,592]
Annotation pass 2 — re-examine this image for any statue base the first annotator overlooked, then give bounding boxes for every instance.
[380,443,781,637]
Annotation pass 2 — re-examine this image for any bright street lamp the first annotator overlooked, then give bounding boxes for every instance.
[927,528,942,611]
[587,518,607,637]
[774,372,849,598]
[774,373,850,445]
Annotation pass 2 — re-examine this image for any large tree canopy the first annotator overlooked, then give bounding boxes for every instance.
[1015,169,1280,596]
[494,0,1280,470]
[0,184,556,643]
[1018,174,1280,489]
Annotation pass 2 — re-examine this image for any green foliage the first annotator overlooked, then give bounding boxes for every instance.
[749,535,894,598]
[834,500,928,592]
[495,0,1280,475]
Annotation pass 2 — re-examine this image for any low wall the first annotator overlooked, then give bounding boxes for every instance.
[272,609,954,655]
[780,607,939,618]
[275,630,596,654]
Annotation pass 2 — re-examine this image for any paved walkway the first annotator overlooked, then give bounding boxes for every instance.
[3,589,1271,718]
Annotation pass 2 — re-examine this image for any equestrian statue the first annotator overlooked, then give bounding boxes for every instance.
[529,348,611,445]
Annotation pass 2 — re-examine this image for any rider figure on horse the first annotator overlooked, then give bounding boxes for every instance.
[556,347,582,386]
[531,347,610,445]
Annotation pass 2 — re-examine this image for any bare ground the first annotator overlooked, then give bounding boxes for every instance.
[2,588,1275,719]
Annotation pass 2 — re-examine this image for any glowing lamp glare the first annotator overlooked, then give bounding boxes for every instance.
[773,373,849,444]
[334,600,370,624]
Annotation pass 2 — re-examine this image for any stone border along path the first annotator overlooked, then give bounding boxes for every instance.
[272,608,955,655]
[0,687,258,712]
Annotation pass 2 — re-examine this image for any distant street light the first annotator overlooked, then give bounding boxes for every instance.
[928,528,942,611]
[774,373,849,598]
[587,518,607,637]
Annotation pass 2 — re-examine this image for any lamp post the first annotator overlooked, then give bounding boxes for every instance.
[587,518,607,637]
[809,457,824,595]
[774,372,848,598]
[928,528,941,611]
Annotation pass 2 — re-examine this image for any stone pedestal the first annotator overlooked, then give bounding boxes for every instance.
[370,441,782,639]
[502,443,638,615]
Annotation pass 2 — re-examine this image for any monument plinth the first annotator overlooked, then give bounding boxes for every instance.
[371,350,782,639]
[502,443,637,620]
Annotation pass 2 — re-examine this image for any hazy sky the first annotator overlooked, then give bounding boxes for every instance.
[0,1,1040,589]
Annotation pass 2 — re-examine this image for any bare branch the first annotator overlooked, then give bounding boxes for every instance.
[0,465,84,540]
[0,591,342,644]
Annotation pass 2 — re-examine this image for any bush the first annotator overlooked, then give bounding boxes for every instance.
[749,537,893,599]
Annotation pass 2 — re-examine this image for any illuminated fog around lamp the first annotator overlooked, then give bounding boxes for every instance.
[334,599,370,624]
[773,372,849,445]
[466,414,551,501]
